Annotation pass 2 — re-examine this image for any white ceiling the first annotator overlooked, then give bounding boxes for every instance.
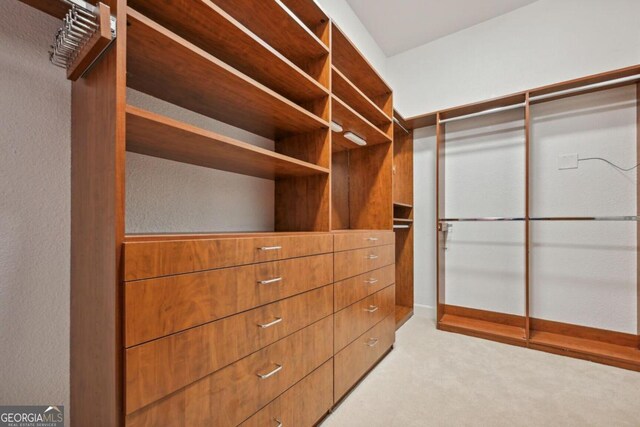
[345,0,539,56]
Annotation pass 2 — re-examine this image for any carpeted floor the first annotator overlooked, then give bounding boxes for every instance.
[321,311,640,427]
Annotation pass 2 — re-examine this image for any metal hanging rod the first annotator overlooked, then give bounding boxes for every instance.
[530,216,640,222]
[439,217,525,222]
[529,74,640,102]
[393,117,411,135]
[439,103,526,124]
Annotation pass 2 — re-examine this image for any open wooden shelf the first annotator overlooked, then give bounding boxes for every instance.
[332,96,392,150]
[213,0,329,66]
[280,0,330,41]
[530,331,640,367]
[126,8,328,140]
[393,218,413,223]
[439,314,527,344]
[128,0,329,102]
[332,66,391,127]
[126,105,329,180]
[395,305,413,330]
[332,25,391,113]
[393,202,413,209]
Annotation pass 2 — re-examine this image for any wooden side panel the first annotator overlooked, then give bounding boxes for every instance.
[637,82,640,350]
[331,150,350,230]
[525,93,531,340]
[334,285,395,352]
[349,142,393,230]
[334,245,395,281]
[395,225,414,308]
[392,124,413,205]
[125,316,333,427]
[125,285,333,414]
[334,264,395,311]
[239,361,333,427]
[436,114,446,321]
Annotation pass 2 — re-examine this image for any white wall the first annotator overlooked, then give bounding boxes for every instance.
[388,0,640,117]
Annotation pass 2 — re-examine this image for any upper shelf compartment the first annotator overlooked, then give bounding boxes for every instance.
[126,8,328,140]
[331,24,392,116]
[128,0,329,100]
[332,65,392,127]
[332,95,392,150]
[280,0,330,43]
[213,0,329,78]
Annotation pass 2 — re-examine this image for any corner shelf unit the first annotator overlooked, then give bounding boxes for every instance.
[407,65,640,371]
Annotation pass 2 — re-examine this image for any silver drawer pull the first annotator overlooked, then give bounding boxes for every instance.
[257,363,283,379]
[259,246,282,251]
[365,305,378,313]
[364,278,378,284]
[365,237,379,241]
[365,254,379,260]
[258,317,283,329]
[274,419,282,427]
[258,277,283,285]
[367,338,379,347]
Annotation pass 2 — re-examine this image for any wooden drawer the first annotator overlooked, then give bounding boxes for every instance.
[126,316,333,427]
[126,285,333,414]
[334,230,395,252]
[334,244,395,281]
[239,360,333,427]
[335,285,395,352]
[335,264,395,311]
[125,253,333,346]
[334,314,395,402]
[124,233,333,281]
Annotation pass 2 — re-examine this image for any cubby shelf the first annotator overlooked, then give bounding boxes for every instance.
[213,0,329,65]
[530,331,640,366]
[332,95,392,150]
[126,8,328,140]
[393,218,413,223]
[332,24,391,113]
[393,202,413,209]
[128,0,329,103]
[332,65,391,127]
[126,105,329,180]
[280,0,330,40]
[439,314,527,343]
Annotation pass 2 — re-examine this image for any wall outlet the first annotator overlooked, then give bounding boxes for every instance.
[558,153,578,170]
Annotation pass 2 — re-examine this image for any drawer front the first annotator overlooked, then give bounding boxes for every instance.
[334,264,395,311]
[335,285,395,352]
[334,244,395,281]
[125,253,333,346]
[124,233,333,281]
[239,360,333,427]
[334,230,395,252]
[126,316,333,427]
[126,285,333,414]
[334,314,395,402]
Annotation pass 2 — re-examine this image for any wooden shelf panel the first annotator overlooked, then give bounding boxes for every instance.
[395,305,413,330]
[393,202,413,209]
[439,314,526,342]
[332,96,392,150]
[530,331,640,366]
[332,66,391,127]
[126,9,328,140]
[280,0,329,39]
[393,218,413,223]
[332,25,391,110]
[128,0,329,103]
[213,0,329,65]
[126,105,329,180]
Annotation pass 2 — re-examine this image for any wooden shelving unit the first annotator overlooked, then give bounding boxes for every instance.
[405,65,640,371]
[332,95,392,150]
[126,106,329,179]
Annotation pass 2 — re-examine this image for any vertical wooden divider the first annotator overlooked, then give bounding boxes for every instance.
[70,0,126,426]
[637,82,640,350]
[525,92,532,341]
[436,113,446,321]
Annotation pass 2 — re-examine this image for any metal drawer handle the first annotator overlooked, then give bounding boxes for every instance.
[257,363,283,379]
[365,254,379,260]
[258,317,283,329]
[258,277,283,285]
[365,237,379,241]
[274,419,282,427]
[367,338,379,347]
[258,246,282,251]
[364,278,378,284]
[365,305,378,313]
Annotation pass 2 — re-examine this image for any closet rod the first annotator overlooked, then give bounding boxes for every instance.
[439,103,526,124]
[393,117,411,135]
[439,217,525,222]
[530,216,640,221]
[529,74,640,102]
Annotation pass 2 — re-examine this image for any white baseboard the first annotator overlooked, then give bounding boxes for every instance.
[413,304,435,320]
